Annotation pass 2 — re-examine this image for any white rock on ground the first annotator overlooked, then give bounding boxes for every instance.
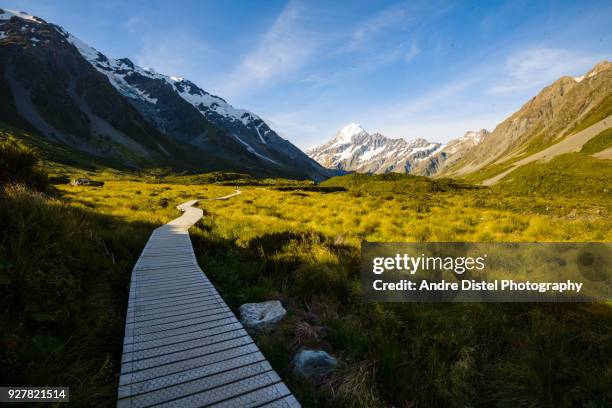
[71,178,104,186]
[292,349,338,377]
[239,300,287,329]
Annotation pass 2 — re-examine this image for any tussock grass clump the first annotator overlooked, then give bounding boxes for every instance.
[0,135,48,190]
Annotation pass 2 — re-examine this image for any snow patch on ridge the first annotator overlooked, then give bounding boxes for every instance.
[336,145,360,162]
[0,9,43,24]
[359,145,385,161]
[306,144,319,153]
[172,80,261,125]
[234,135,277,164]
[255,123,267,144]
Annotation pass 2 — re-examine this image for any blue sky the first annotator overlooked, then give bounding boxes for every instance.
[3,0,611,148]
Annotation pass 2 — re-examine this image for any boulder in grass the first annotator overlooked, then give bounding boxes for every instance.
[239,300,286,329]
[292,349,338,377]
[71,178,104,186]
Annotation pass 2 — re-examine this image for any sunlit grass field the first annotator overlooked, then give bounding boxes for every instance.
[198,187,611,244]
[3,132,610,407]
[57,180,233,225]
[49,173,612,407]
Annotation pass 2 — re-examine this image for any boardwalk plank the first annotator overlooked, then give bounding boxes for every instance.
[118,194,300,407]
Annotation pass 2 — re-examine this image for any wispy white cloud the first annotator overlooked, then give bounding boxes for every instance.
[264,111,323,145]
[386,76,481,118]
[375,110,508,142]
[489,47,605,94]
[405,42,420,63]
[134,32,217,81]
[337,1,451,72]
[220,0,319,98]
[358,75,492,142]
[122,15,142,33]
[297,73,333,88]
[221,1,440,103]
[349,4,408,50]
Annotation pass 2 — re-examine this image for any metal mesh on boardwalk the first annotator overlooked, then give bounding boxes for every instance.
[118,197,300,408]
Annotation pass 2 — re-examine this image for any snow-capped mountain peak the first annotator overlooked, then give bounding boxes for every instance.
[333,123,367,144]
[308,125,443,174]
[307,125,493,176]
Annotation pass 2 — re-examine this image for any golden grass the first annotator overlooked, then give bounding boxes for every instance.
[200,187,611,244]
[52,177,612,407]
[56,180,234,225]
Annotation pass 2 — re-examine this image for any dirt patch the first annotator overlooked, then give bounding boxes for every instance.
[593,147,612,160]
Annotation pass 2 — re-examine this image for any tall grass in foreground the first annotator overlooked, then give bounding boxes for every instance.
[190,186,612,407]
[0,186,155,406]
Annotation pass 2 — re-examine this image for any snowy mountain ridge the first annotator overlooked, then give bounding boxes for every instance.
[307,125,490,176]
[307,124,447,174]
[0,8,333,179]
[56,26,269,141]
[1,9,277,158]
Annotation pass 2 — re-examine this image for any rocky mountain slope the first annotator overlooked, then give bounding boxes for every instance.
[444,61,612,180]
[306,123,446,174]
[310,61,611,181]
[0,9,332,179]
[307,124,490,176]
[411,129,490,176]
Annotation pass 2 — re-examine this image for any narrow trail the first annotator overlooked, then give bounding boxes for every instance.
[118,189,300,408]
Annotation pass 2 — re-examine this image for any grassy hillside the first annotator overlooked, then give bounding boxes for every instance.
[488,128,612,196]
[494,152,611,196]
[0,121,324,180]
[444,61,612,180]
[0,135,48,190]
[581,127,612,154]
[322,172,477,194]
[0,187,153,406]
[568,91,612,136]
[463,125,612,186]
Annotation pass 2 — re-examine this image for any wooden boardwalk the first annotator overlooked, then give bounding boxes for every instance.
[118,192,300,408]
